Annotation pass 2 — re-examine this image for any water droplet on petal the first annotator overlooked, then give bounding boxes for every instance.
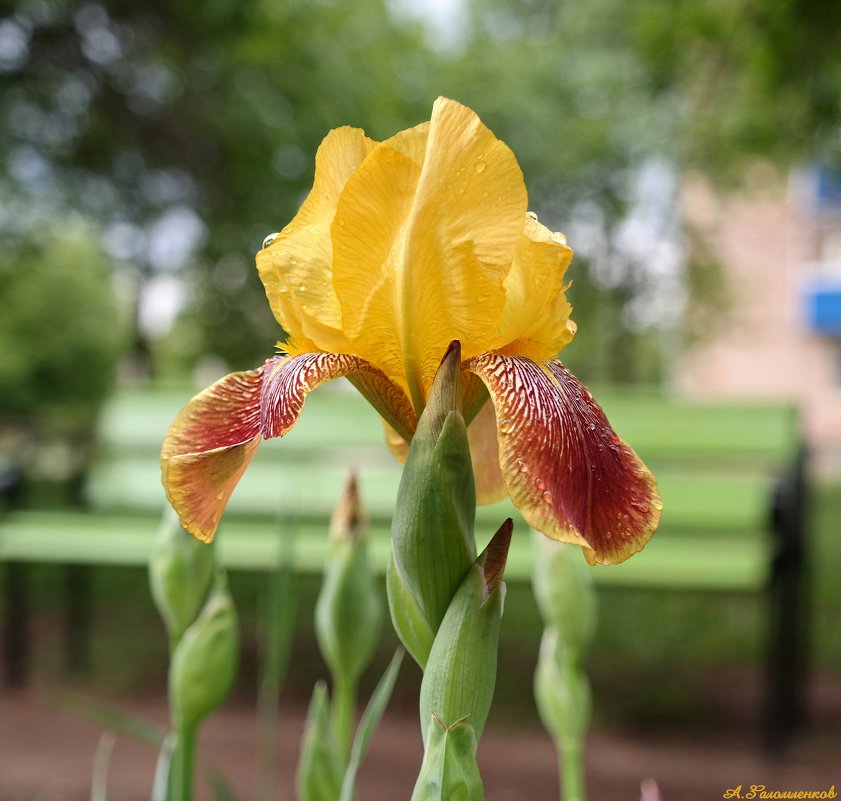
[535,478,545,491]
[499,416,514,433]
[475,160,486,173]
[261,232,280,250]
[542,490,554,505]
[587,422,596,431]
[215,492,225,501]
[514,457,529,474]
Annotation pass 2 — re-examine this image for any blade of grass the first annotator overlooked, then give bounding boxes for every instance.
[90,730,116,801]
[59,691,235,801]
[338,649,404,801]
[150,733,175,801]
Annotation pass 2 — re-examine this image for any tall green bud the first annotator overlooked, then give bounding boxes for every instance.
[315,473,382,685]
[169,571,238,732]
[388,342,477,668]
[418,520,511,745]
[532,538,596,801]
[532,536,596,653]
[149,508,215,646]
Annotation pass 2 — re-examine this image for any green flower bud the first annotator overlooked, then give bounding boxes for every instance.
[389,342,477,668]
[315,473,382,684]
[296,681,344,801]
[411,715,483,801]
[532,536,597,653]
[169,571,238,731]
[534,628,591,745]
[149,508,215,645]
[419,520,511,744]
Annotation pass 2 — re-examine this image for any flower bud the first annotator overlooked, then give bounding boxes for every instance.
[296,681,344,801]
[532,536,596,653]
[149,508,215,645]
[419,520,511,744]
[388,342,477,668]
[411,715,483,801]
[315,473,382,684]
[534,628,591,746]
[169,571,238,731]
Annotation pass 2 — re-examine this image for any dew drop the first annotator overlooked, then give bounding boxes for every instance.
[214,492,225,501]
[535,477,545,490]
[261,232,280,250]
[514,457,529,474]
[475,160,487,173]
[587,422,596,431]
[542,490,554,505]
[499,416,514,433]
[631,501,650,514]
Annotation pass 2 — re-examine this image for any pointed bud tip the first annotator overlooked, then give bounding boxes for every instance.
[425,341,464,440]
[330,470,366,540]
[479,518,513,603]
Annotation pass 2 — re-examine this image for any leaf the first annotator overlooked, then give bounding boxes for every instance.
[338,649,404,801]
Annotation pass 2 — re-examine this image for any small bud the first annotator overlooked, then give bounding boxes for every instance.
[411,715,483,801]
[389,342,477,668]
[169,571,238,731]
[534,628,591,745]
[533,536,597,653]
[419,520,511,744]
[296,682,344,801]
[149,508,215,645]
[315,473,382,684]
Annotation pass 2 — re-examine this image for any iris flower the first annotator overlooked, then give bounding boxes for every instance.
[161,97,661,565]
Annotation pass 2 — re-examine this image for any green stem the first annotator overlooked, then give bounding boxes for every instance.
[174,724,197,801]
[559,741,585,801]
[332,676,357,764]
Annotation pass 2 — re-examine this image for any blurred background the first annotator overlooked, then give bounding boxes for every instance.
[1,0,840,798]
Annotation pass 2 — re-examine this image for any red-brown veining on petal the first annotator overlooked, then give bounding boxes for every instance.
[465,354,661,565]
[161,368,264,461]
[261,352,416,442]
[162,352,415,544]
[161,366,267,543]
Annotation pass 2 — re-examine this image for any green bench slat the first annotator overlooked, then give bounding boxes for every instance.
[0,511,769,592]
[100,385,798,464]
[88,455,772,534]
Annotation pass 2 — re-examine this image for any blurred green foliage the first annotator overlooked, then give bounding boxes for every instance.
[0,224,123,423]
[2,0,838,384]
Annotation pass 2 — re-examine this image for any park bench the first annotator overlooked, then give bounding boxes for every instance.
[0,382,808,748]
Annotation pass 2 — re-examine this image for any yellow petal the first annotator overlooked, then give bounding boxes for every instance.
[399,97,528,403]
[498,213,575,360]
[256,127,377,353]
[467,399,507,505]
[331,143,422,397]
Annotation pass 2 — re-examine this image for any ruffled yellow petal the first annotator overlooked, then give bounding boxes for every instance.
[498,213,575,360]
[256,127,377,353]
[399,97,528,405]
[330,143,422,398]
